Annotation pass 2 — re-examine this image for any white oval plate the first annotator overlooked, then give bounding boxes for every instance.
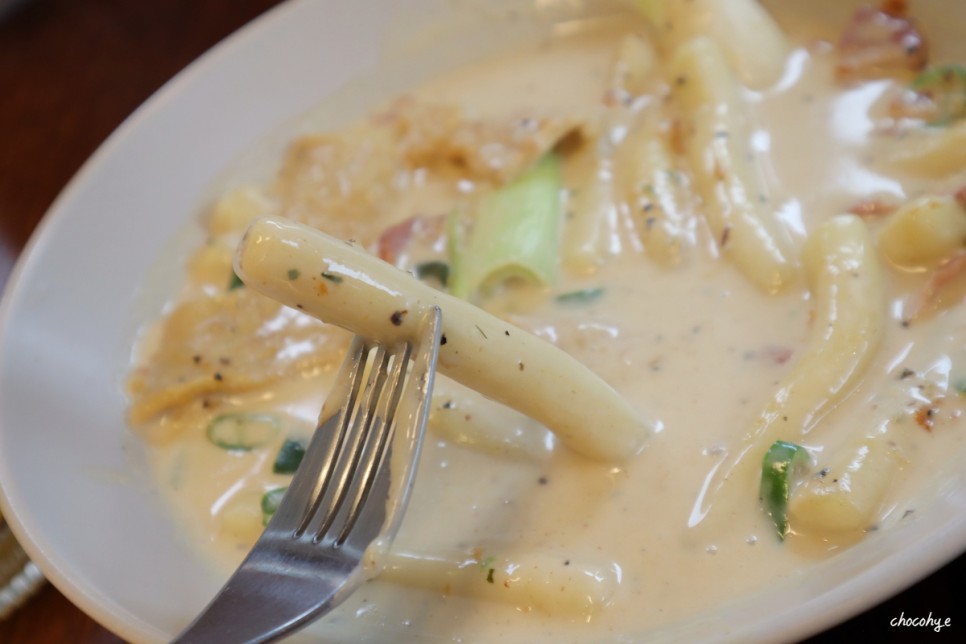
[1,1,965,642]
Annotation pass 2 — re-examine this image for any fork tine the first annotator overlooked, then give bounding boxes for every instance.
[342,307,441,552]
[332,341,413,545]
[267,336,369,533]
[302,343,394,540]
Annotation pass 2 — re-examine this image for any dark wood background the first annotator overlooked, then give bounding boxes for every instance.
[0,0,962,641]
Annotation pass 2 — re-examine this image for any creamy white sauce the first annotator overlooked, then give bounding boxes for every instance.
[138,12,966,642]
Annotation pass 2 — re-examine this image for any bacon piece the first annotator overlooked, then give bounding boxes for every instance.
[847,198,899,219]
[880,0,908,17]
[954,186,966,211]
[377,217,419,265]
[835,3,928,83]
[376,214,447,267]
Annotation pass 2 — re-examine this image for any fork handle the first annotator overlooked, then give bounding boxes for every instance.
[171,552,359,643]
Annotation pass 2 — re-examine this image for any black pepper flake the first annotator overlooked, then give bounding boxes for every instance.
[213,372,224,382]
[675,74,688,86]
[320,271,343,283]
[899,368,915,379]
[192,354,202,364]
[475,325,487,339]
[518,362,525,371]
[563,559,571,566]
[296,303,304,310]
[390,310,407,326]
[440,334,448,345]
[442,400,455,410]
[819,467,830,478]
[720,226,731,247]
[504,330,510,336]
[287,268,301,280]
[486,568,495,584]
[538,476,548,485]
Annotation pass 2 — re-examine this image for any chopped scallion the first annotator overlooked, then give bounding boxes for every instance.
[760,440,810,540]
[228,271,245,290]
[261,487,287,525]
[449,154,562,300]
[415,261,450,287]
[273,438,307,474]
[206,413,280,451]
[555,287,605,305]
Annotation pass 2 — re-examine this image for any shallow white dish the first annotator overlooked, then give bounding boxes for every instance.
[0,0,965,642]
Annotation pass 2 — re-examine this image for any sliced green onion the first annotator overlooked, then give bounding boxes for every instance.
[228,270,245,290]
[555,287,605,305]
[415,261,450,287]
[449,154,562,300]
[273,438,307,474]
[911,64,966,125]
[206,413,280,451]
[261,487,287,525]
[760,440,810,540]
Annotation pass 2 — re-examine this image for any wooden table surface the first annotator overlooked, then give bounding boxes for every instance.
[0,0,962,642]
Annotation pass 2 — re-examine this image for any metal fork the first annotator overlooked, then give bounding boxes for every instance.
[173,305,442,643]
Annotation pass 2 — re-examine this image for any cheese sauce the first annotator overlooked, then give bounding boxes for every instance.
[134,7,966,642]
